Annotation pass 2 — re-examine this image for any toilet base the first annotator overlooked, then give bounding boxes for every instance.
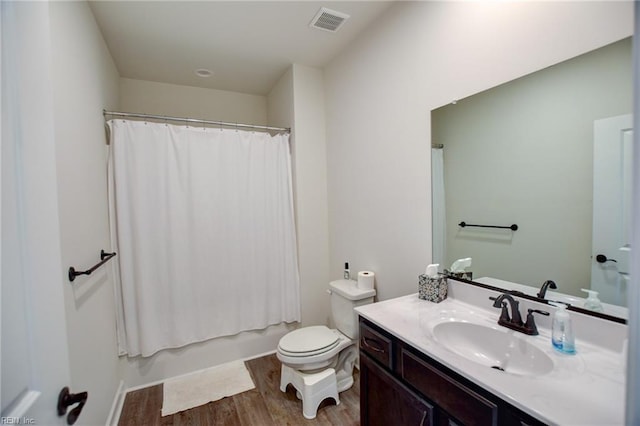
[334,344,357,392]
[278,344,359,418]
[279,365,340,419]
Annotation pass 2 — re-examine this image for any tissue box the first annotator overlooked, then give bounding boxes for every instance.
[418,274,447,303]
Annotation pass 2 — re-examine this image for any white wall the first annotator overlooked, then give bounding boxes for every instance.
[433,38,632,300]
[119,78,267,126]
[268,65,332,327]
[267,67,294,130]
[49,2,121,423]
[324,1,634,302]
[290,65,331,326]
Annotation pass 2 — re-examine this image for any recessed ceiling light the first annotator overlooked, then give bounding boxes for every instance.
[195,68,213,78]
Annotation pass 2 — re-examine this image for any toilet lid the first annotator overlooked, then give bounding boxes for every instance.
[278,326,339,355]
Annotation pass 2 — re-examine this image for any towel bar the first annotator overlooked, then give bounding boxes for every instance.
[458,221,518,231]
[68,250,116,282]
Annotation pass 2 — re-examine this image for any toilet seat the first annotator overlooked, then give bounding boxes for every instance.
[278,326,340,357]
[277,327,353,369]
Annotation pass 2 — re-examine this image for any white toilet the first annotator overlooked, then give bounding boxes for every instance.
[277,279,375,419]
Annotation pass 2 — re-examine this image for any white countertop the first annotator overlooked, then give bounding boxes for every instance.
[355,281,627,426]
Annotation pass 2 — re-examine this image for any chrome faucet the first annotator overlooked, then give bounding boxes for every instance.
[490,293,549,335]
[536,280,557,299]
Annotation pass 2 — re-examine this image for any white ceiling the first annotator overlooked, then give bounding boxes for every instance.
[89,1,395,96]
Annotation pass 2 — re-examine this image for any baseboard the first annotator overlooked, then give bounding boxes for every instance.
[105,380,126,426]
[125,377,166,393]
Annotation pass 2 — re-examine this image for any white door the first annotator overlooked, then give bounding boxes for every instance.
[1,2,72,424]
[591,114,633,306]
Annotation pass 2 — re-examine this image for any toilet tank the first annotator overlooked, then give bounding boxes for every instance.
[329,279,376,339]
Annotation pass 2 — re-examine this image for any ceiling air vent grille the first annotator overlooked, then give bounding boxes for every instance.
[310,7,350,33]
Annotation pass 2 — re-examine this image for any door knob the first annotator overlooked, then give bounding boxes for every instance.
[57,387,88,425]
[595,254,617,263]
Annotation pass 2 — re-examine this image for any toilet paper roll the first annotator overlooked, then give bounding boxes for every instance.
[357,271,375,290]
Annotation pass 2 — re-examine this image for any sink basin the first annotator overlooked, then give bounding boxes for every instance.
[432,321,554,376]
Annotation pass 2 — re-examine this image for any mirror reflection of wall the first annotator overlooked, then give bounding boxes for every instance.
[432,37,632,305]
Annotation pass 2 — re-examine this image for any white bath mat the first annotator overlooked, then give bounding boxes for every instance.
[161,360,255,416]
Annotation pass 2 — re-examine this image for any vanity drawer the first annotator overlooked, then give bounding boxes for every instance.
[399,346,498,426]
[359,319,393,370]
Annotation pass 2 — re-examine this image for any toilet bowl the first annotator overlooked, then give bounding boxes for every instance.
[277,326,357,390]
[277,279,375,418]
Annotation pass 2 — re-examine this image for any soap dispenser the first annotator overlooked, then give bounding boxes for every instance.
[581,288,604,313]
[549,302,576,355]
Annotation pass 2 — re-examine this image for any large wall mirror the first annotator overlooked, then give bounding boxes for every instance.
[431,37,632,320]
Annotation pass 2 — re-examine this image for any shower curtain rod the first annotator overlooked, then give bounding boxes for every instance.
[103,110,291,133]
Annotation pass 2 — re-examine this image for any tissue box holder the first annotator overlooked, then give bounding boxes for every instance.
[418,274,447,303]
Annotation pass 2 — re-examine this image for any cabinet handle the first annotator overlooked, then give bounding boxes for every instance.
[361,336,385,353]
[420,410,427,426]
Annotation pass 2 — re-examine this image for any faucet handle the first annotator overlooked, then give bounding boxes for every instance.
[510,299,523,326]
[490,297,511,322]
[525,309,550,335]
[528,309,550,316]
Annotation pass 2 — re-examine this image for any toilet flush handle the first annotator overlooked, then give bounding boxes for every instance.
[326,289,332,295]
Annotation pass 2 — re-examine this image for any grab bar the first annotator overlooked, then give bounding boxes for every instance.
[68,250,116,282]
[458,221,518,231]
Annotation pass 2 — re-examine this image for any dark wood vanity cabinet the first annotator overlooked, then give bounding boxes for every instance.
[360,353,434,426]
[359,318,546,426]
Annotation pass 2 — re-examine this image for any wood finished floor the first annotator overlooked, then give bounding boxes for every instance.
[118,354,360,425]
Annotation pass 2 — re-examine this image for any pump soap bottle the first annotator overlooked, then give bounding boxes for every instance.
[550,302,576,354]
[581,288,604,312]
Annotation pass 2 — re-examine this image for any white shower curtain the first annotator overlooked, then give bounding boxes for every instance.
[108,120,300,357]
[431,148,446,267]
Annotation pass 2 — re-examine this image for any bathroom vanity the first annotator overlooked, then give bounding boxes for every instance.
[355,279,627,425]
[359,318,543,426]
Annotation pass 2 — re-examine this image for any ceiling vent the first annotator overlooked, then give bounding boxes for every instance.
[309,7,350,33]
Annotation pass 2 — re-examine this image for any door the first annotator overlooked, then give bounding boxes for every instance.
[591,114,633,305]
[1,2,71,424]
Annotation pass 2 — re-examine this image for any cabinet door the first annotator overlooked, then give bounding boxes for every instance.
[360,352,433,426]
